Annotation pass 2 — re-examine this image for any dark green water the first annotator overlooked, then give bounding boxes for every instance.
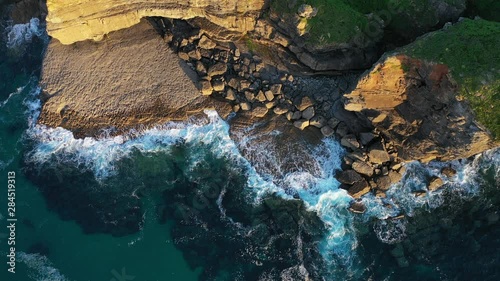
[0,9,499,281]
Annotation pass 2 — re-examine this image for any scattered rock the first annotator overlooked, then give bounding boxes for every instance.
[341,135,360,150]
[335,122,349,137]
[198,35,217,49]
[211,79,225,92]
[310,115,326,128]
[273,105,289,115]
[327,117,340,129]
[302,106,315,120]
[297,4,318,19]
[349,201,366,214]
[428,176,444,191]
[338,170,363,185]
[352,161,373,177]
[240,102,251,111]
[388,171,403,183]
[359,132,376,146]
[321,126,334,137]
[348,179,371,198]
[293,119,309,130]
[225,88,236,101]
[208,62,227,77]
[264,90,275,101]
[441,166,457,178]
[199,79,213,96]
[369,149,390,164]
[295,96,314,111]
[252,106,268,118]
[375,176,392,190]
[256,91,267,102]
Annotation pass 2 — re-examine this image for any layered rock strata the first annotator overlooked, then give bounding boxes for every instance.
[44,0,266,44]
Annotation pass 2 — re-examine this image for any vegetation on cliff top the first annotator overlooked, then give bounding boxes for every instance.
[401,19,500,140]
[270,0,466,47]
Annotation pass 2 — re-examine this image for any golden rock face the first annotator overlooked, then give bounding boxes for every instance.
[45,0,266,44]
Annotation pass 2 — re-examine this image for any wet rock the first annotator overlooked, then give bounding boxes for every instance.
[428,176,444,192]
[208,62,227,77]
[441,166,457,178]
[302,106,315,120]
[352,161,373,177]
[349,201,366,214]
[348,179,371,198]
[338,170,363,185]
[295,96,314,111]
[341,135,360,150]
[252,106,268,118]
[369,149,390,164]
[320,125,334,137]
[389,171,403,183]
[293,119,309,130]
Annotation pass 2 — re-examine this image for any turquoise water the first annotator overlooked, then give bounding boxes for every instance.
[1,11,499,281]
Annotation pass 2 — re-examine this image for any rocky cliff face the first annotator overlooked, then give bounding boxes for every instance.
[343,55,496,162]
[45,0,266,44]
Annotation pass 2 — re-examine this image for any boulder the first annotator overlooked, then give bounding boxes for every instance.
[208,62,228,77]
[252,106,269,118]
[348,179,371,199]
[293,119,309,130]
[320,126,334,137]
[295,96,314,111]
[352,161,373,177]
[428,176,444,192]
[309,115,326,128]
[369,149,390,164]
[301,106,315,120]
[240,102,251,111]
[273,105,289,115]
[341,135,360,150]
[198,35,217,49]
[264,90,275,101]
[338,170,363,185]
[441,167,457,178]
[359,132,376,146]
[211,79,225,92]
[199,79,213,96]
[375,176,392,191]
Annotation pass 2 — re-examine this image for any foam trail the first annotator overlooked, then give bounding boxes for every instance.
[18,252,70,281]
[5,18,46,49]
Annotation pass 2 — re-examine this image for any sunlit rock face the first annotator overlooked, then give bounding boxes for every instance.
[45,0,266,44]
[343,55,496,162]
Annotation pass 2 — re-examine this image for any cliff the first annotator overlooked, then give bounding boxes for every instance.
[45,0,265,44]
[38,20,231,137]
[343,55,496,162]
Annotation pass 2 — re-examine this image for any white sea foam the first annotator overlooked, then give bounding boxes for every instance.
[5,18,46,49]
[23,83,499,277]
[18,252,70,281]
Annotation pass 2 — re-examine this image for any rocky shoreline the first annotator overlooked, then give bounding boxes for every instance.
[9,0,496,214]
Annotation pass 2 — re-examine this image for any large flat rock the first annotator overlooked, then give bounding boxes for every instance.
[38,20,231,137]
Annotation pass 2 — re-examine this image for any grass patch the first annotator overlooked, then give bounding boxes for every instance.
[401,19,500,139]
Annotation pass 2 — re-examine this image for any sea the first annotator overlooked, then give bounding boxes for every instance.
[0,13,499,281]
